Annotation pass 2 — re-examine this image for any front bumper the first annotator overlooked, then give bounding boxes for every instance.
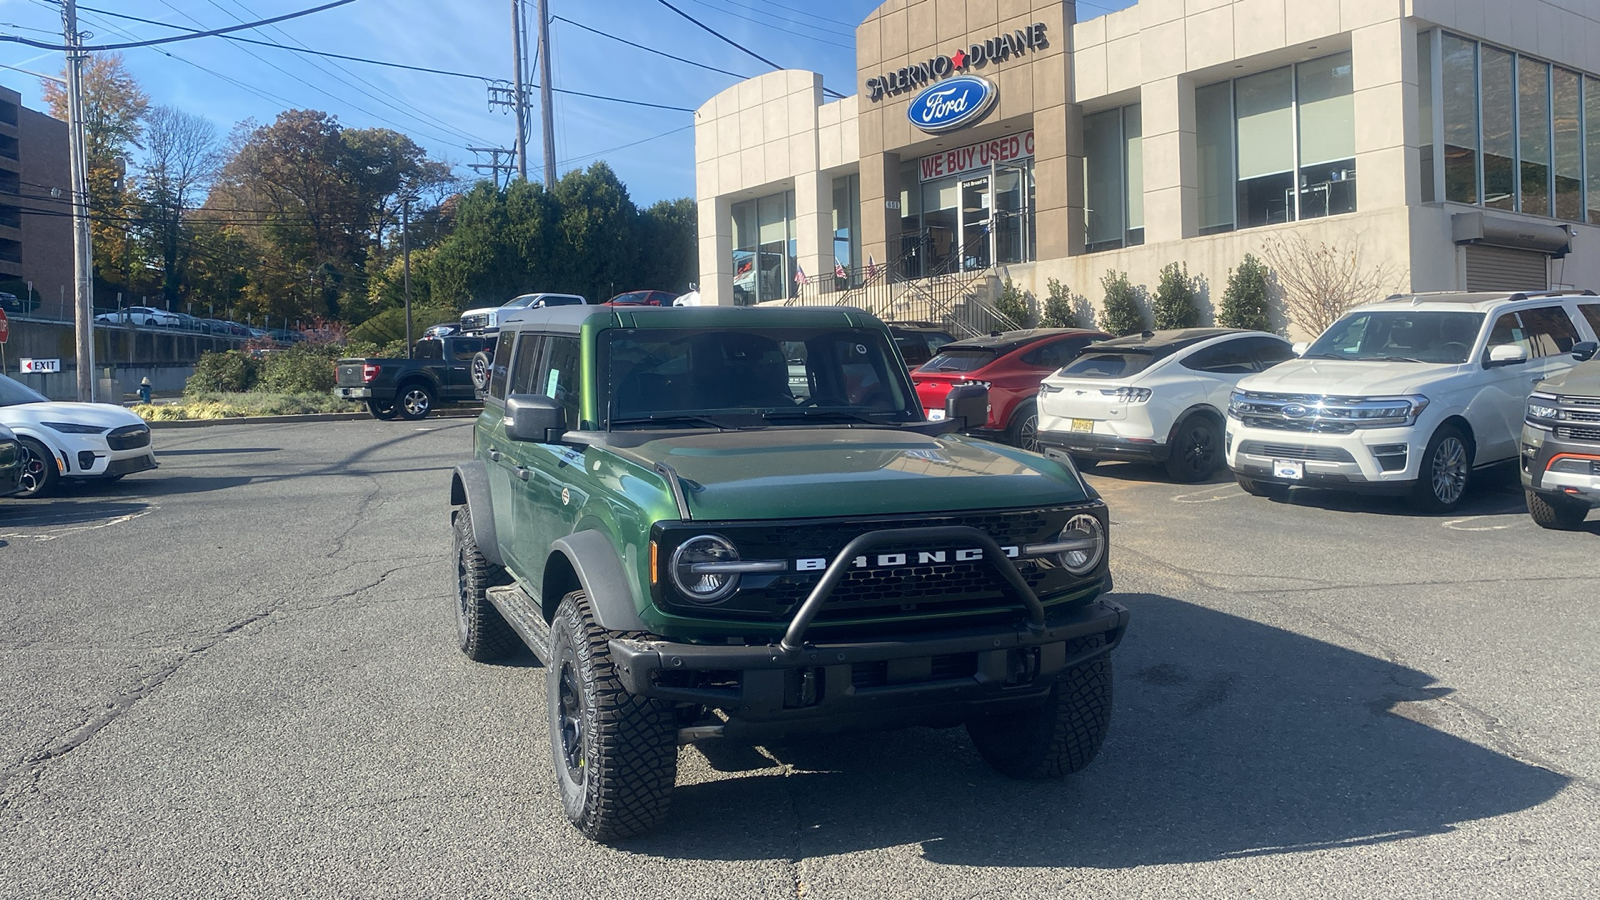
[1038,429,1169,463]
[1225,420,1420,494]
[1521,429,1600,507]
[609,599,1127,734]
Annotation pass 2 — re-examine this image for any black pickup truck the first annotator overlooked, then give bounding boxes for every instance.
[335,335,489,420]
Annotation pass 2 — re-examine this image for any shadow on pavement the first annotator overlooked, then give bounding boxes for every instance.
[0,499,150,528]
[156,447,282,456]
[627,591,1568,867]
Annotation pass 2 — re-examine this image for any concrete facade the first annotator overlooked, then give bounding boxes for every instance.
[0,83,72,321]
[695,0,1600,338]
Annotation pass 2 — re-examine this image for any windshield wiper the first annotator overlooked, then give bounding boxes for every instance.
[1299,352,1346,360]
[760,408,890,425]
[1377,356,1429,363]
[608,413,743,430]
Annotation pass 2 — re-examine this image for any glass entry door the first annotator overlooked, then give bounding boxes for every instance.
[960,176,991,271]
[993,165,1026,265]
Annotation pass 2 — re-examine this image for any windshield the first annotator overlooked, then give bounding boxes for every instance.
[601,327,918,427]
[919,347,996,373]
[0,374,48,406]
[1058,348,1169,379]
[1304,311,1485,364]
[503,295,540,309]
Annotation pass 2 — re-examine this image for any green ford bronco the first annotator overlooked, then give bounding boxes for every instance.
[448,304,1127,840]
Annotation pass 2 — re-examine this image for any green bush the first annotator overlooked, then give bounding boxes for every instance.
[133,392,352,420]
[186,350,258,395]
[255,344,338,394]
[1041,278,1088,328]
[1217,253,1272,332]
[993,277,1036,329]
[347,304,459,346]
[1099,270,1147,336]
[1151,262,1202,330]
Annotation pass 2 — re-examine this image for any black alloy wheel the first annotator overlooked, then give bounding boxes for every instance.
[1008,402,1041,453]
[14,437,58,498]
[368,398,398,420]
[1165,416,1221,483]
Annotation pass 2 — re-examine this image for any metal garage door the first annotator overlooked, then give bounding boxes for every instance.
[1464,245,1549,291]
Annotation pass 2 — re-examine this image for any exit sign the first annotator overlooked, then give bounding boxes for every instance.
[20,358,61,374]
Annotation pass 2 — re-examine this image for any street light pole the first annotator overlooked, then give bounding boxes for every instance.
[510,0,528,182]
[537,0,556,186]
[402,195,413,358]
[61,0,96,401]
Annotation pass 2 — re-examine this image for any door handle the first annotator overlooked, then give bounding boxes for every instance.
[515,467,530,482]
[487,449,500,461]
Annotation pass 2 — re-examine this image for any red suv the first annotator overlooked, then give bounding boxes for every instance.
[604,290,677,307]
[912,328,1108,451]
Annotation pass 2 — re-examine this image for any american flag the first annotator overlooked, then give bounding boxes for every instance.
[794,264,807,286]
[835,261,847,280]
[866,254,878,280]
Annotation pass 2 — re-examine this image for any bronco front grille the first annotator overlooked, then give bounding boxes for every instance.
[653,506,1101,624]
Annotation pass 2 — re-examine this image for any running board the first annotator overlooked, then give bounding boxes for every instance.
[486,584,552,665]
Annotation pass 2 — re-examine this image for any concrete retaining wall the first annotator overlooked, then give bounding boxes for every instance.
[1,316,247,401]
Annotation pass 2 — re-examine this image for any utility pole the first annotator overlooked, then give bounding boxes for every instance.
[61,0,96,402]
[467,146,517,188]
[536,0,556,186]
[510,0,529,181]
[401,195,413,358]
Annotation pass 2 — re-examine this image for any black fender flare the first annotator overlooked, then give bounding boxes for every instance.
[1164,403,1225,446]
[449,461,501,567]
[548,531,647,632]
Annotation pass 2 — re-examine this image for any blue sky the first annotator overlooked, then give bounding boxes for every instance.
[0,0,1134,205]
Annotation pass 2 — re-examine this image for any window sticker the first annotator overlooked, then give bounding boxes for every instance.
[546,368,561,397]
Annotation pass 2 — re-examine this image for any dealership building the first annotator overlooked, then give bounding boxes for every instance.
[694,0,1600,335]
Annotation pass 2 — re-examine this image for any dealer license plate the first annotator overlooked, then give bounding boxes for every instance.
[1071,418,1094,433]
[927,409,946,421]
[1273,459,1304,480]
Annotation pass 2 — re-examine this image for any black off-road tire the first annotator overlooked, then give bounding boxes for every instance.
[470,351,493,392]
[397,383,434,420]
[14,436,58,499]
[548,590,678,841]
[1235,474,1286,499]
[966,635,1113,779]
[1007,401,1040,453]
[452,509,517,661]
[368,398,398,420]
[1165,415,1222,483]
[1409,424,1472,513]
[1526,489,1588,530]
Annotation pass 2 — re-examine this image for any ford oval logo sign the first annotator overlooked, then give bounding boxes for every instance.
[907,76,997,134]
[1281,404,1308,418]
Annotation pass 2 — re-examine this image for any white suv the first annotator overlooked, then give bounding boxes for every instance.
[1226,290,1600,511]
[1036,329,1294,481]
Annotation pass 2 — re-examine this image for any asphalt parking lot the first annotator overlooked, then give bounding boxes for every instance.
[1,419,1596,899]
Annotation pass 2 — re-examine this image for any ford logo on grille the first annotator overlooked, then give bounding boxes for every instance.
[1281,404,1309,418]
[907,76,997,134]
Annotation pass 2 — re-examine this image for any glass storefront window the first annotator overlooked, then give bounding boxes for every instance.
[1588,75,1600,223]
[831,173,860,289]
[1441,33,1479,204]
[1084,104,1144,252]
[1235,67,1295,228]
[1481,45,1516,211]
[1296,52,1356,220]
[900,136,1035,275]
[1553,69,1582,221]
[730,190,795,305]
[1519,58,1552,216]
[1124,105,1144,243]
[1418,30,1435,202]
[1196,82,1235,233]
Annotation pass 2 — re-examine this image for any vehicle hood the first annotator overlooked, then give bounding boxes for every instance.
[1236,359,1450,397]
[607,428,1089,520]
[0,401,147,429]
[1536,361,1600,395]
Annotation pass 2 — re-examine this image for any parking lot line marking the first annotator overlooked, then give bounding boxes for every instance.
[1173,486,1247,503]
[0,508,155,542]
[1441,515,1525,532]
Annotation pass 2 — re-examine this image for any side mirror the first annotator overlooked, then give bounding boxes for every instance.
[1291,341,1309,356]
[1486,343,1529,367]
[944,382,990,430]
[1572,340,1598,362]
[504,393,566,443]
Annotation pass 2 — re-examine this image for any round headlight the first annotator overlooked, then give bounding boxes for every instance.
[1057,513,1105,575]
[670,534,741,604]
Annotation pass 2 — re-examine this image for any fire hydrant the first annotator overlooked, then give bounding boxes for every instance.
[138,377,152,405]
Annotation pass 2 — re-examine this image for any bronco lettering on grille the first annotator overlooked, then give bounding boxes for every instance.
[795,546,1021,571]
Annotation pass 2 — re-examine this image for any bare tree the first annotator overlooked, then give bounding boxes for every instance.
[1261,231,1403,337]
[138,106,221,308]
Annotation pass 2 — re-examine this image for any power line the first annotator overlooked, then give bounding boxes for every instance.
[1,0,360,52]
[682,0,854,42]
[557,123,693,168]
[552,15,748,81]
[652,0,846,99]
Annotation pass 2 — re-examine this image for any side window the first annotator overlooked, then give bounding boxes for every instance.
[486,332,515,401]
[1181,340,1258,374]
[509,333,545,395]
[414,340,442,361]
[1520,306,1579,357]
[1243,336,1295,369]
[1021,337,1090,369]
[1577,303,1600,336]
[539,336,583,430]
[451,338,483,361]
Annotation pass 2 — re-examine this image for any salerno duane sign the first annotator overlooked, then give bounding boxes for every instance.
[864,22,1049,103]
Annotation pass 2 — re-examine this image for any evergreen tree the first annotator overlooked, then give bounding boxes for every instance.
[993,277,1036,328]
[1217,253,1273,332]
[1041,277,1079,328]
[1099,270,1147,336]
[1151,261,1201,330]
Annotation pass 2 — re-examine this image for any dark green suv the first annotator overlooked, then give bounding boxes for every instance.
[448,305,1126,840]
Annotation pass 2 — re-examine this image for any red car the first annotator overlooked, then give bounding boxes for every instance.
[912,328,1108,451]
[603,290,677,307]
